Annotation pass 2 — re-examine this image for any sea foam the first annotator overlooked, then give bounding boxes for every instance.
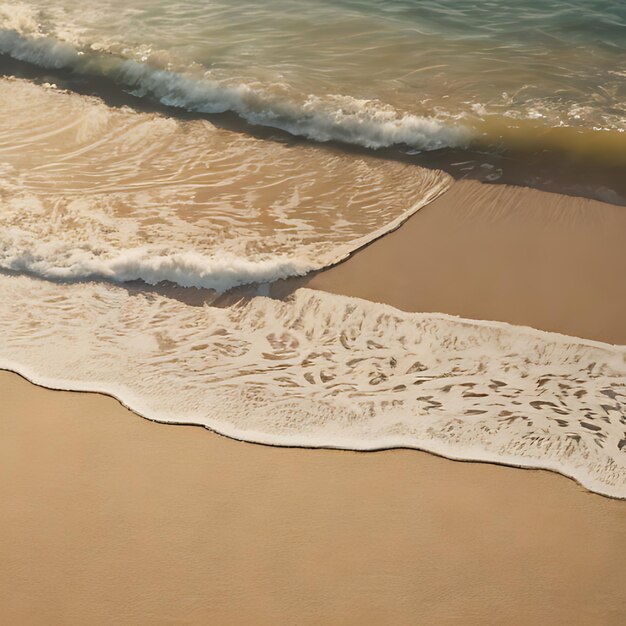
[0,27,471,152]
[0,274,624,498]
[3,248,315,291]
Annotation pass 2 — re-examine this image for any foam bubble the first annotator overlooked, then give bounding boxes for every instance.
[0,2,41,35]
[0,274,624,498]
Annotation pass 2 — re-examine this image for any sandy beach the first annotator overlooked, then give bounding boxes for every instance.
[2,371,625,625]
[2,180,625,624]
[1,0,625,622]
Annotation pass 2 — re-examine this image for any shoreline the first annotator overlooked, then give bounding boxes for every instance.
[2,358,624,502]
[0,179,624,498]
[1,5,625,622]
[307,179,626,345]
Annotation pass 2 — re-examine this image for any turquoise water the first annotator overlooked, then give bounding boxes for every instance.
[0,0,624,144]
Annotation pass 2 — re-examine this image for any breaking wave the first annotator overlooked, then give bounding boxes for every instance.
[0,29,471,151]
[2,249,315,291]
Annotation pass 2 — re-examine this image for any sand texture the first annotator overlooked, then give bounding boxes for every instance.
[1,372,625,625]
[309,180,626,345]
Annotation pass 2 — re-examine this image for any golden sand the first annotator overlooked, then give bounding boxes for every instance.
[309,180,626,344]
[1,372,625,625]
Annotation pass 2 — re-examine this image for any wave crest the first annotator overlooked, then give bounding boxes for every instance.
[4,248,314,291]
[0,28,471,151]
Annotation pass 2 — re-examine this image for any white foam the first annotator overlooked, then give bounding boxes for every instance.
[0,2,41,35]
[4,248,314,291]
[0,274,624,498]
[117,60,471,150]
[0,28,471,151]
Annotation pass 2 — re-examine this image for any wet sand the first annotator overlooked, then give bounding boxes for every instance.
[309,180,626,345]
[2,180,626,624]
[2,371,625,625]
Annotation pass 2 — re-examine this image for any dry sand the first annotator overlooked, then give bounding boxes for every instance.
[2,180,626,624]
[309,180,626,344]
[2,372,625,625]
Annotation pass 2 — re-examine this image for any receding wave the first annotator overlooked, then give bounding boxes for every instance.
[0,78,451,291]
[0,29,470,152]
[1,274,624,498]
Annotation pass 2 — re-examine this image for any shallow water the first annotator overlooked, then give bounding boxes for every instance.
[0,78,448,289]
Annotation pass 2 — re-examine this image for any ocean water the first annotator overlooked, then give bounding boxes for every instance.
[2,0,625,132]
[0,79,449,288]
[0,1,624,496]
